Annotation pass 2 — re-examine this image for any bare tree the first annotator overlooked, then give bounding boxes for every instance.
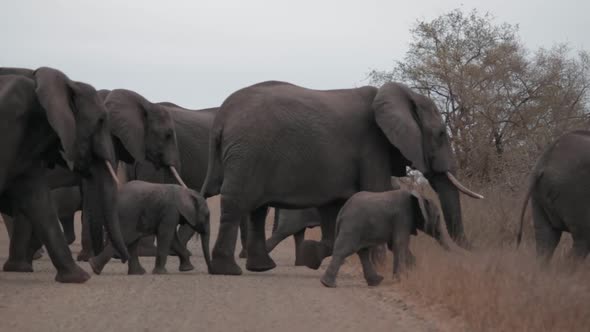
[370,9,590,186]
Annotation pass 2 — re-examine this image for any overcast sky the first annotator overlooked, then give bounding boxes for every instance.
[1,0,588,109]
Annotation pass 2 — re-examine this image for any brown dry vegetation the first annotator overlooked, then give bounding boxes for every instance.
[359,181,590,332]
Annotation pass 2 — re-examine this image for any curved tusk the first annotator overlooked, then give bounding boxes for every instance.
[105,160,120,187]
[170,166,188,189]
[446,172,484,199]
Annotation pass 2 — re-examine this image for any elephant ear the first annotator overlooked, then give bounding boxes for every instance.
[105,89,146,163]
[175,188,197,227]
[410,191,429,235]
[373,82,426,173]
[34,67,77,168]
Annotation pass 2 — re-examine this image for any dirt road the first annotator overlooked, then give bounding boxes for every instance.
[0,198,443,332]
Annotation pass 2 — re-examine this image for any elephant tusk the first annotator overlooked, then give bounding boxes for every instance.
[105,160,120,187]
[446,172,484,199]
[170,166,188,189]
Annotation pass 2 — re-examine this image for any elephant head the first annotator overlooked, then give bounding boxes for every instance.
[104,89,186,187]
[176,188,211,272]
[411,192,450,250]
[32,67,129,261]
[373,82,483,248]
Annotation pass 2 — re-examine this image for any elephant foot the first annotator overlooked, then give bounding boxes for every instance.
[32,248,44,260]
[55,265,91,283]
[77,250,92,262]
[299,240,330,270]
[88,257,104,275]
[179,261,195,272]
[320,274,337,288]
[238,248,247,259]
[209,256,242,275]
[3,260,33,272]
[245,253,276,272]
[128,266,147,275]
[152,266,168,275]
[365,274,384,287]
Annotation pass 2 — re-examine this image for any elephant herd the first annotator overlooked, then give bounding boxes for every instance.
[0,66,585,287]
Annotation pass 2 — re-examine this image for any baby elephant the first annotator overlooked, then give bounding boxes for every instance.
[321,190,449,288]
[89,181,211,275]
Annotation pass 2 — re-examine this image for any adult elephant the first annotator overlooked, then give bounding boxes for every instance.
[3,86,188,264]
[0,67,127,283]
[125,104,250,256]
[517,130,590,263]
[200,81,483,275]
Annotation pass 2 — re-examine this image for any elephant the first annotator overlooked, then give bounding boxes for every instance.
[320,190,449,288]
[123,103,250,257]
[0,67,127,283]
[200,81,483,275]
[517,130,590,263]
[267,178,401,265]
[88,181,211,275]
[9,88,191,263]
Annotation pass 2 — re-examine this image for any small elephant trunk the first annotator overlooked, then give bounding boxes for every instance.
[200,229,212,273]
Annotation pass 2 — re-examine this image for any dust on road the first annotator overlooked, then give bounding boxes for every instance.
[0,197,443,332]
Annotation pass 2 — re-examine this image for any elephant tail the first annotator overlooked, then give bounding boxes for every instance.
[517,171,542,247]
[200,126,222,197]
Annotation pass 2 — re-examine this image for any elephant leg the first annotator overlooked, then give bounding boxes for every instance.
[137,235,158,257]
[59,214,76,245]
[265,224,293,254]
[89,242,115,275]
[12,173,89,283]
[170,232,194,272]
[3,214,14,237]
[320,254,346,288]
[246,206,276,272]
[77,211,94,262]
[210,195,243,275]
[359,247,384,287]
[153,224,176,274]
[293,229,306,266]
[127,240,146,275]
[300,202,342,270]
[238,216,248,259]
[532,201,561,265]
[3,214,34,272]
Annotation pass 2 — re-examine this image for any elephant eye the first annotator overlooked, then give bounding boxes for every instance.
[165,131,173,140]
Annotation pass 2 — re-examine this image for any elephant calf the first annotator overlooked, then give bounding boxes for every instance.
[89,181,211,275]
[321,190,449,288]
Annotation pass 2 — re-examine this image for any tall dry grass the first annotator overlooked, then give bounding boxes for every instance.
[371,183,590,331]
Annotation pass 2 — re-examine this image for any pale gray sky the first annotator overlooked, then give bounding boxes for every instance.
[1,0,588,109]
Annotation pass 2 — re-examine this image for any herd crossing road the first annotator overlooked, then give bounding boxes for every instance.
[0,197,443,332]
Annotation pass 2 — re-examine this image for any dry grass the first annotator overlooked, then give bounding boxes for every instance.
[365,184,590,332]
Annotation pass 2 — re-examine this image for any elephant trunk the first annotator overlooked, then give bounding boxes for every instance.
[200,227,212,273]
[428,173,470,249]
[82,161,129,262]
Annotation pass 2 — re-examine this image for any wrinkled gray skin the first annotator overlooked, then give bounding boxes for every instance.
[320,190,450,288]
[267,178,400,265]
[89,181,211,275]
[201,81,476,275]
[517,130,590,263]
[0,67,126,283]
